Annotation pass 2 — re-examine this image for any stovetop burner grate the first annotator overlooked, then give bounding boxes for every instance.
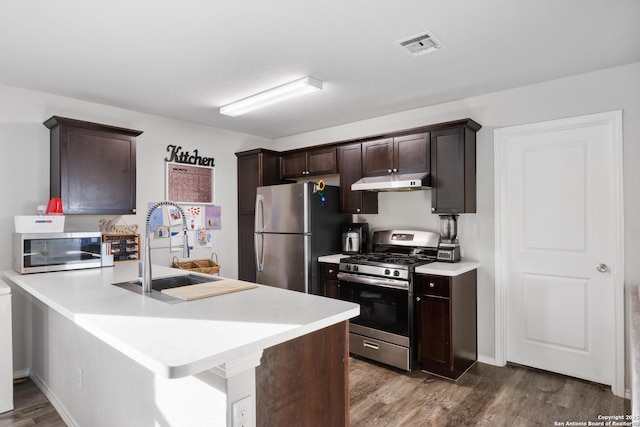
[342,229,440,270]
[343,252,436,268]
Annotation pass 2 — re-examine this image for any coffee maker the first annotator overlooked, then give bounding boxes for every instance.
[437,215,461,262]
[341,223,368,254]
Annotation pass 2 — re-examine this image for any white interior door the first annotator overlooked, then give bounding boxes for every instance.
[494,111,624,393]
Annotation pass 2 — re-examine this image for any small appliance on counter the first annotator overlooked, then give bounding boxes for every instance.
[341,222,368,254]
[437,214,461,262]
[13,232,104,274]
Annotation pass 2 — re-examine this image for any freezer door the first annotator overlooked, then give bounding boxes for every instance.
[256,183,307,234]
[255,233,309,293]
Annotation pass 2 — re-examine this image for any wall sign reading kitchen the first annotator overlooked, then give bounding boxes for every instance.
[165,144,215,167]
[164,145,216,204]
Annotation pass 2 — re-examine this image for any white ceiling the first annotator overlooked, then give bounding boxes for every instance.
[2,1,639,139]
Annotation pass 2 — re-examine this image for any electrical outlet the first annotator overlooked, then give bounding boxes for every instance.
[232,395,253,427]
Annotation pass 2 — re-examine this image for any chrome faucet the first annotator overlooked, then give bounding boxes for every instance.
[141,201,190,293]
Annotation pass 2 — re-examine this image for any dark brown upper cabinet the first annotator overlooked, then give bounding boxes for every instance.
[337,143,378,214]
[237,118,480,221]
[430,122,480,214]
[281,146,337,179]
[361,133,430,177]
[44,116,142,215]
[394,133,431,174]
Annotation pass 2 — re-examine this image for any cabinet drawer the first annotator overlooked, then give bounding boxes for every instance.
[349,333,409,371]
[320,262,339,280]
[416,274,450,298]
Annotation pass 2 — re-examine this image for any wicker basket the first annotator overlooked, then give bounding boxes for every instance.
[172,253,220,275]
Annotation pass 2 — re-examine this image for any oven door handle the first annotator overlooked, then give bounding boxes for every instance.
[337,272,409,290]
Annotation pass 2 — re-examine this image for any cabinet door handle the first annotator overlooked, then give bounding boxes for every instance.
[429,282,435,288]
[387,169,392,174]
[416,296,421,302]
[328,269,334,274]
[393,168,398,173]
[131,208,136,213]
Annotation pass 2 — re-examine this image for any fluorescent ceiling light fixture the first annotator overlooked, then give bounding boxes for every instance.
[220,76,323,117]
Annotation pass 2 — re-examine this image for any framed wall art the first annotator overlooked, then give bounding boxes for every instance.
[165,162,215,204]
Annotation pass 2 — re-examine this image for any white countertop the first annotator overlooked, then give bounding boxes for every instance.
[317,254,350,264]
[415,260,481,276]
[319,253,480,276]
[3,264,358,379]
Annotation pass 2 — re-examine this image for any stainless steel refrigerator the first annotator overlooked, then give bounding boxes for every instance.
[255,182,346,294]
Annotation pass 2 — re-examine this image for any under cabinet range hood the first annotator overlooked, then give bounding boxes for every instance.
[351,172,431,192]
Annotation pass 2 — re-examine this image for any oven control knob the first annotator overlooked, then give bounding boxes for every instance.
[393,270,400,277]
[353,265,359,272]
[384,269,390,275]
[346,264,351,271]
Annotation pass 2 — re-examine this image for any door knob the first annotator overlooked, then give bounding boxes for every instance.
[596,263,609,273]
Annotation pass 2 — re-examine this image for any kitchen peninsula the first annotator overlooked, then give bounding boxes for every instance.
[3,263,359,427]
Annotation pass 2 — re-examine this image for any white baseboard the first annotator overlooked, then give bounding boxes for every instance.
[29,371,79,427]
[12,368,29,380]
[478,354,501,366]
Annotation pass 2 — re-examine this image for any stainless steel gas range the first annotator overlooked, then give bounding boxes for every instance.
[337,229,440,370]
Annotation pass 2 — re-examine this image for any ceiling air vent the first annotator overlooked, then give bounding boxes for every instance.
[395,31,445,56]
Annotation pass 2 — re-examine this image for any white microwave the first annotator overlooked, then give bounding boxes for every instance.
[13,232,104,274]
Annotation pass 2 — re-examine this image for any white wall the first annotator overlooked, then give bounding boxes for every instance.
[0,83,271,374]
[273,62,640,366]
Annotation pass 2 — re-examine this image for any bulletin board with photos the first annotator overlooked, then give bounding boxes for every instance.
[149,203,221,251]
[151,159,222,252]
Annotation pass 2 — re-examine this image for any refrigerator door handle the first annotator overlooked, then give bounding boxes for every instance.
[254,193,265,272]
[255,194,265,232]
[254,232,264,272]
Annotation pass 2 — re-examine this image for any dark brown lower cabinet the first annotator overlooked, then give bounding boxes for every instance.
[320,262,340,299]
[256,321,349,427]
[415,270,477,379]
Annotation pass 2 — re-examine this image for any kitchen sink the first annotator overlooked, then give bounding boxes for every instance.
[112,274,219,304]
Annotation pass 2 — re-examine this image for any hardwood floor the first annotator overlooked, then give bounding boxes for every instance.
[0,379,65,427]
[350,356,630,427]
[1,360,630,427]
